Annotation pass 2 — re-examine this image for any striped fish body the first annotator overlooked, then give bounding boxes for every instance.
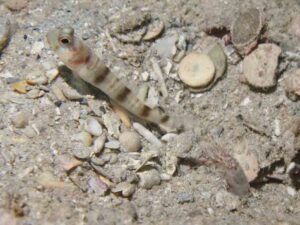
[47,27,180,132]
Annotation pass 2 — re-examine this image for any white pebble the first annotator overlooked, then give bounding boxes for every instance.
[274,118,281,136]
[287,186,296,197]
[84,117,102,136]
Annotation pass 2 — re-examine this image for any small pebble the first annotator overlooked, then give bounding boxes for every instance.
[119,131,142,152]
[52,84,67,101]
[5,0,28,11]
[72,147,91,160]
[72,131,93,147]
[284,69,300,101]
[141,71,150,81]
[11,111,29,128]
[60,83,82,100]
[215,190,240,211]
[105,140,120,149]
[111,182,136,197]
[287,186,296,197]
[26,89,44,99]
[138,169,161,189]
[143,20,164,41]
[91,155,106,166]
[242,44,281,89]
[23,126,37,138]
[84,117,102,137]
[10,80,28,94]
[177,192,194,204]
[88,176,109,195]
[93,135,106,154]
[178,52,215,88]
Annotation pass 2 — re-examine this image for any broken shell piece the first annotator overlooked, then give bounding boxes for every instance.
[143,20,164,41]
[189,44,227,93]
[242,43,281,89]
[284,69,300,101]
[138,169,161,189]
[84,117,103,137]
[231,8,263,55]
[60,83,82,100]
[111,182,136,197]
[178,52,215,88]
[10,80,28,94]
[0,18,11,52]
[26,89,44,99]
[26,75,48,85]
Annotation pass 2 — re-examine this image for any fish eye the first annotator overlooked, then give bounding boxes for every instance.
[59,37,71,46]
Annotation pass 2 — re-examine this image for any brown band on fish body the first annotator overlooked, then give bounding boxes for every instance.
[116,87,131,102]
[68,54,88,66]
[140,105,151,117]
[93,66,110,84]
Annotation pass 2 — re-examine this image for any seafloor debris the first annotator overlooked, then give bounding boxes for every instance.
[241,43,281,89]
[109,9,164,43]
[284,69,300,101]
[143,20,164,41]
[231,8,263,55]
[189,43,227,92]
[178,52,215,88]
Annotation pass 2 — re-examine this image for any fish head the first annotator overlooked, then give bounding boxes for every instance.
[46,27,80,67]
